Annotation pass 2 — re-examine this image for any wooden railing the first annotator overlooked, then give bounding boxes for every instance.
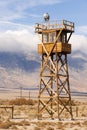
[35,20,74,33]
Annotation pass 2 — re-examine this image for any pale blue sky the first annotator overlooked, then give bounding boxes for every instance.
[0,0,87,54]
[0,0,87,29]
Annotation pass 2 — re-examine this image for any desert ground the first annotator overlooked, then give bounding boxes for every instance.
[0,98,87,130]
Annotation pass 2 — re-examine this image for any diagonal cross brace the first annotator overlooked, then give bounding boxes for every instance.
[37,29,63,74]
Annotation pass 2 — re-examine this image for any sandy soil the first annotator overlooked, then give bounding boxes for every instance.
[0,99,87,130]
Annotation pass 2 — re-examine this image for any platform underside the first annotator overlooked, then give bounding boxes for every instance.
[38,42,71,54]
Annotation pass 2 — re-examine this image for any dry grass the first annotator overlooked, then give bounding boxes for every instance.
[0,98,87,130]
[83,120,87,126]
[47,127,54,130]
[19,120,30,126]
[57,122,64,129]
[0,120,13,129]
[10,125,18,130]
[34,127,41,130]
[0,119,30,129]
[0,99,9,105]
[9,98,34,105]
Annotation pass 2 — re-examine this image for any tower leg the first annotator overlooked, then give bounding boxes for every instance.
[38,53,73,119]
[57,53,73,119]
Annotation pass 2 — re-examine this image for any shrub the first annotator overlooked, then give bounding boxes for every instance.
[83,121,87,126]
[47,127,54,130]
[9,98,34,105]
[34,127,41,130]
[0,120,12,129]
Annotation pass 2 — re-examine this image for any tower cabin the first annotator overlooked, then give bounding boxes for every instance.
[35,20,74,54]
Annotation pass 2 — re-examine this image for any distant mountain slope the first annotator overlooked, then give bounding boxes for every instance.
[0,51,87,99]
[0,52,40,72]
[0,51,86,72]
[68,51,87,92]
[68,51,87,70]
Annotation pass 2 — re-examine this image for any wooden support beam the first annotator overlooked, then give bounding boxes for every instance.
[0,106,14,119]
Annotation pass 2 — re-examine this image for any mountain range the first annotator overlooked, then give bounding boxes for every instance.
[0,51,87,99]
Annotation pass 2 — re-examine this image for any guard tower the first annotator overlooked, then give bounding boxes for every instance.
[35,14,74,119]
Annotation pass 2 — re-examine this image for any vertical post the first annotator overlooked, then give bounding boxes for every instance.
[50,54,53,119]
[20,86,22,99]
[19,86,22,105]
[76,106,78,117]
[12,106,14,119]
[56,54,59,120]
[65,54,73,119]
[29,91,30,100]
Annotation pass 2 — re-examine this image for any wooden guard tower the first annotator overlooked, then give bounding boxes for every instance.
[35,19,74,119]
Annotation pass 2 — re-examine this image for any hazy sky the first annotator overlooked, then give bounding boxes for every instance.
[0,0,87,54]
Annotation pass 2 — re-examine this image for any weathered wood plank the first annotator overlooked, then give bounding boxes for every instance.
[38,42,71,54]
